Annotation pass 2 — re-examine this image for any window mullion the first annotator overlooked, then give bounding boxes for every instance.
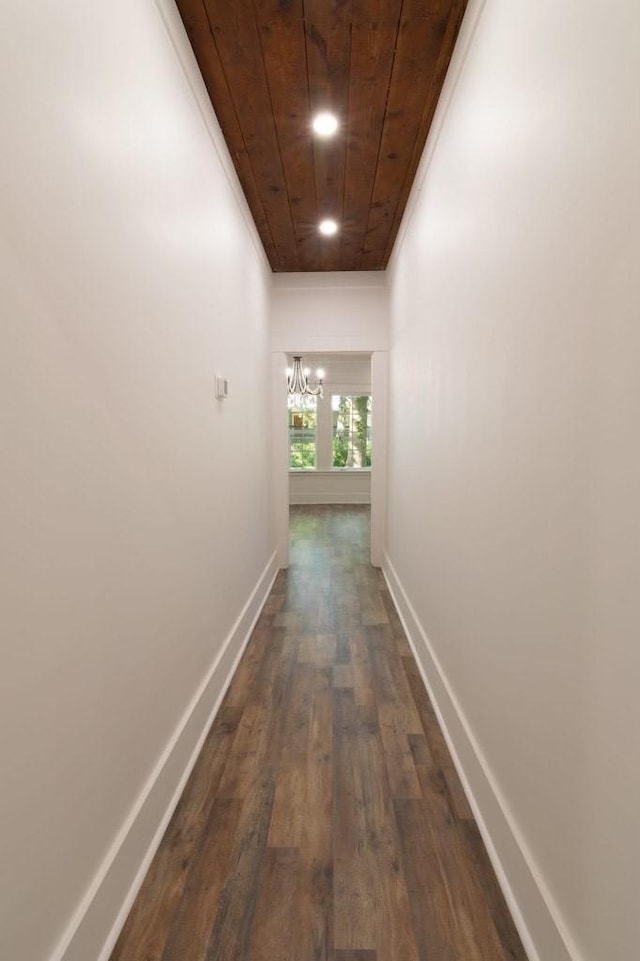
[316,391,332,470]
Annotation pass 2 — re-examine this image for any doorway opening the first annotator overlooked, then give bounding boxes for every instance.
[272,349,388,570]
[286,352,373,513]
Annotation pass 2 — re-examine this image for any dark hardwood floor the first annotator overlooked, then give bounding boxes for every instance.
[110,505,527,961]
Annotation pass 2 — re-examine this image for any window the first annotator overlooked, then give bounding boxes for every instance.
[288,396,317,469]
[332,395,372,468]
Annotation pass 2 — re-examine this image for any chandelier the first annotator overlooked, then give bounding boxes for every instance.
[287,356,324,399]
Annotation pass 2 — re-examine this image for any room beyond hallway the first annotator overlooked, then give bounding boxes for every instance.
[110,506,526,961]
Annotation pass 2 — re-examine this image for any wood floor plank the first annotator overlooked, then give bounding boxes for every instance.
[109,711,241,961]
[379,586,407,641]
[401,654,451,765]
[335,631,352,665]
[203,775,276,961]
[293,666,334,961]
[215,703,268,799]
[357,731,419,961]
[377,700,423,799]
[333,689,376,952]
[267,759,306,848]
[317,632,338,666]
[395,795,510,960]
[268,663,314,847]
[332,663,354,689]
[281,661,316,762]
[349,628,379,734]
[330,952,377,961]
[408,731,434,768]
[273,609,303,630]
[160,798,243,961]
[222,625,272,709]
[261,592,285,618]
[247,847,300,961]
[401,653,475,820]
[367,632,422,799]
[443,764,475,822]
[460,819,530,961]
[205,643,297,960]
[110,505,527,961]
[316,591,337,632]
[367,625,423,734]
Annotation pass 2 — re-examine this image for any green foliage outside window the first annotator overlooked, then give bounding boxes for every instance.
[288,398,317,469]
[332,395,372,468]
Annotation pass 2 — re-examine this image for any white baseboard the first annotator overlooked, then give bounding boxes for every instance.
[289,492,371,505]
[383,554,580,961]
[51,551,279,961]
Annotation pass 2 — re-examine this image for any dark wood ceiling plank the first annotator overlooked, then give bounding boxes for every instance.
[200,0,300,268]
[303,0,353,271]
[176,0,467,272]
[360,0,467,270]
[176,0,278,265]
[379,0,467,266]
[252,1,321,271]
[339,0,404,270]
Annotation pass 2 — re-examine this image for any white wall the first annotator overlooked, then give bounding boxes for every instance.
[0,3,275,961]
[271,271,388,353]
[386,2,640,961]
[289,470,371,504]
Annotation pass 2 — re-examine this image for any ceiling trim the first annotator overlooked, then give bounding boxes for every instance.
[271,270,388,290]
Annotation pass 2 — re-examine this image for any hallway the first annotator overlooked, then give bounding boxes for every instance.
[110,506,526,961]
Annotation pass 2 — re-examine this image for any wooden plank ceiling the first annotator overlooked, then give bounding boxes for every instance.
[175,0,468,272]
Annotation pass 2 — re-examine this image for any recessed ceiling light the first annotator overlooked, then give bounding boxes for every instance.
[312,111,339,138]
[319,219,339,236]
